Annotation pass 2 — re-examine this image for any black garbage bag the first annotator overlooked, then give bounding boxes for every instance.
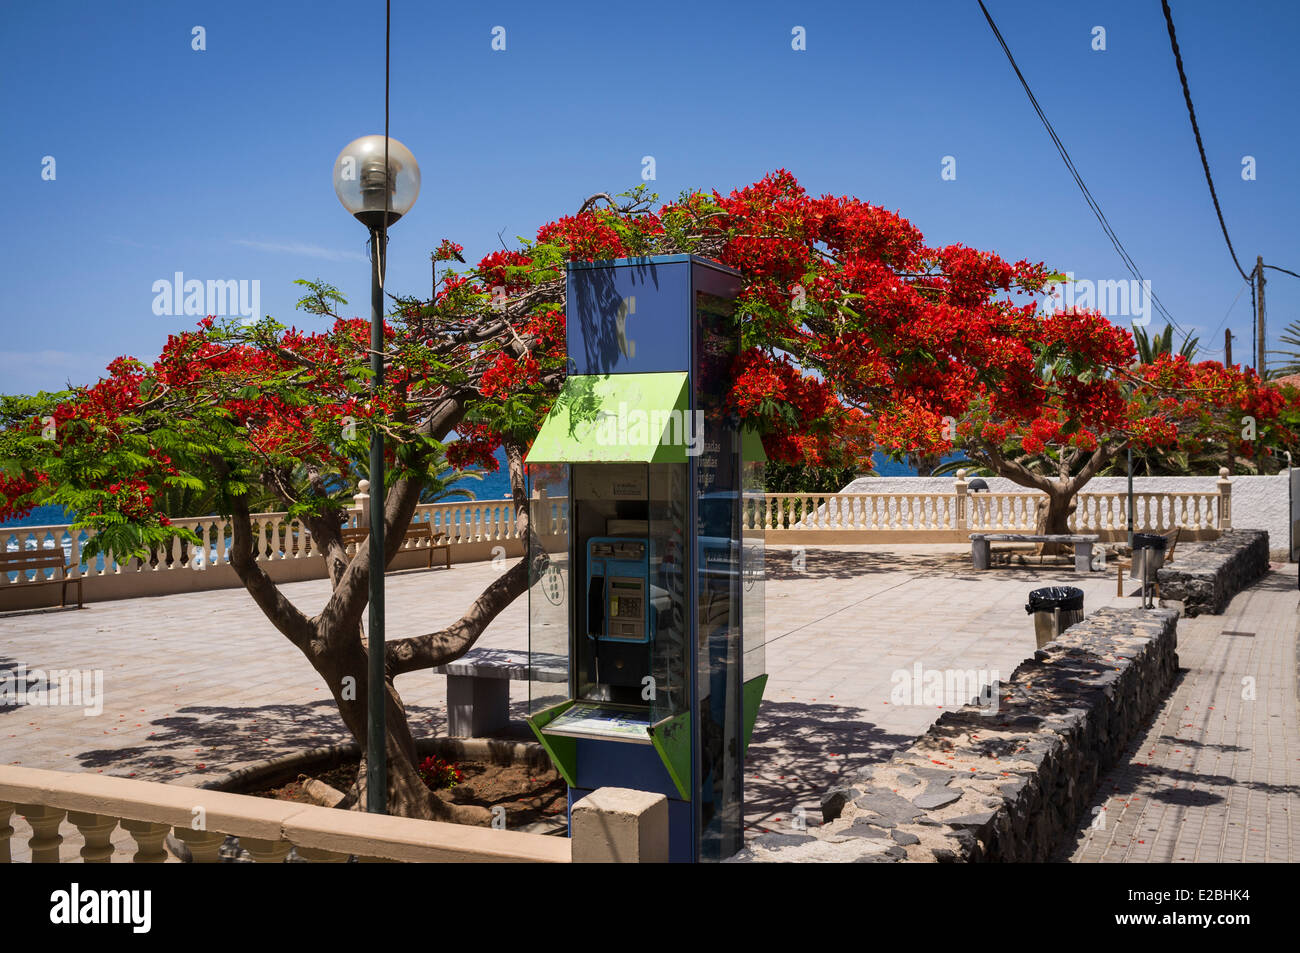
[1133,533,1167,552]
[1025,586,1085,614]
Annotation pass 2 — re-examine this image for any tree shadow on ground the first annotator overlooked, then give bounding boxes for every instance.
[1051,673,1299,862]
[1153,735,1247,754]
[1249,569,1297,593]
[71,699,447,779]
[743,699,917,832]
[762,546,1080,582]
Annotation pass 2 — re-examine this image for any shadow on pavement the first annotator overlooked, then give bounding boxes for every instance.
[744,699,917,832]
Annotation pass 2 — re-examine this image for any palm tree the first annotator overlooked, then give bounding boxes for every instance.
[1266,317,1300,378]
[1133,323,1199,363]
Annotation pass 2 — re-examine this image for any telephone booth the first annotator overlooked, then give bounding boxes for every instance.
[524,255,767,862]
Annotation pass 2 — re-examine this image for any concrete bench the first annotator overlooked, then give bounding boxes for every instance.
[970,533,1099,573]
[432,649,567,737]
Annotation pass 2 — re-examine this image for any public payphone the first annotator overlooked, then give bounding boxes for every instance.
[585,537,653,687]
[524,255,767,863]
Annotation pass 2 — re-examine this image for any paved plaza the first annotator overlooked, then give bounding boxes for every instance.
[2,543,1295,862]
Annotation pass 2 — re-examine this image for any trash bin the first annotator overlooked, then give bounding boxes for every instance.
[1130,533,1168,581]
[1025,586,1085,649]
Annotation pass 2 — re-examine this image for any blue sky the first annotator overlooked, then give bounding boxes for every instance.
[2,0,1297,395]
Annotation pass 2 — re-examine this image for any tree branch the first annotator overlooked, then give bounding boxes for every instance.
[225,479,315,652]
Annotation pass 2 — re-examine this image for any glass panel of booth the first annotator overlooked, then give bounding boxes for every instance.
[693,286,745,861]
[526,463,570,716]
[742,451,766,682]
[526,460,692,727]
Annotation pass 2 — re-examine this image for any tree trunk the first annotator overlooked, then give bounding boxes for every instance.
[321,638,489,824]
[1035,482,1077,556]
[217,425,531,823]
[968,437,1124,560]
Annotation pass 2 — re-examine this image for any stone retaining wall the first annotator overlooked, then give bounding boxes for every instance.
[1157,529,1270,617]
[730,606,1179,863]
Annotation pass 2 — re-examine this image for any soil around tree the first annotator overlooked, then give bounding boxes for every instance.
[250,756,568,831]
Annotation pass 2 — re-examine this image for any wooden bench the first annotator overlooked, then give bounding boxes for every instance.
[0,549,83,608]
[431,649,568,737]
[970,533,1100,573]
[341,522,451,571]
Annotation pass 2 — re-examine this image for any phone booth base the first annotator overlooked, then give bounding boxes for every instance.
[569,737,694,863]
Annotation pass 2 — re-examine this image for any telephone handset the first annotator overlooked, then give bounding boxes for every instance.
[587,572,606,639]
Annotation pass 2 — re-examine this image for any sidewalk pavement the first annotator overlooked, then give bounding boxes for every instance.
[1058,567,1299,863]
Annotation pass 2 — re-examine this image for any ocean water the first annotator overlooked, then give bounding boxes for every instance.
[0,449,936,530]
[0,454,513,531]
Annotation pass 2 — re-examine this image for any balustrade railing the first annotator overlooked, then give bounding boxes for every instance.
[2,472,1229,602]
[747,469,1233,543]
[0,765,664,864]
[1,488,569,605]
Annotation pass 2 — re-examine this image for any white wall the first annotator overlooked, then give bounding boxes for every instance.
[841,473,1293,558]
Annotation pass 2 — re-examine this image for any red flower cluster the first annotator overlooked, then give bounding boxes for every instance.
[416,755,464,790]
[432,239,465,262]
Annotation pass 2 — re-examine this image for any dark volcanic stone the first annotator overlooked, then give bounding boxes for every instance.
[752,833,815,850]
[946,810,998,829]
[855,846,907,863]
[909,766,960,784]
[821,785,857,823]
[853,788,925,826]
[912,784,963,810]
[844,819,891,839]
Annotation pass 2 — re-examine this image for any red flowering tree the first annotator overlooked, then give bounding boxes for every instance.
[691,172,1291,540]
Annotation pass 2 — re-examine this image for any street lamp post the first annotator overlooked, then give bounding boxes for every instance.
[1127,445,1134,549]
[333,135,420,814]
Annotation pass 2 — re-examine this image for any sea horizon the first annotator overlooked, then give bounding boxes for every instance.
[1,449,929,529]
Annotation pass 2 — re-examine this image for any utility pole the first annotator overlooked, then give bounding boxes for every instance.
[1256,255,1267,375]
[1225,329,1234,476]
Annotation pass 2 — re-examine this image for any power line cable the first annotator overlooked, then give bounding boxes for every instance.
[1202,275,1251,356]
[1162,1,1300,368]
[1250,278,1257,368]
[976,0,1187,337]
[1160,0,1252,284]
